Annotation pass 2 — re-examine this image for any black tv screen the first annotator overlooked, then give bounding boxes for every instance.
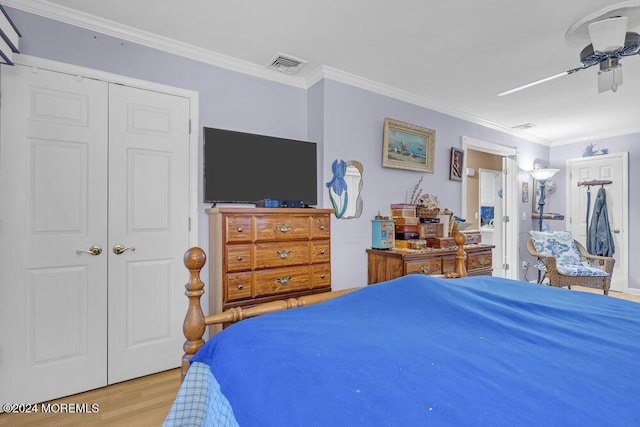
[203,127,317,205]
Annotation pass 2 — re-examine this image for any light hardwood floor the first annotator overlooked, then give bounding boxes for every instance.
[573,285,640,302]
[0,368,180,426]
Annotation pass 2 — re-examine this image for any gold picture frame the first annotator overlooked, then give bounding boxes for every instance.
[382,118,435,173]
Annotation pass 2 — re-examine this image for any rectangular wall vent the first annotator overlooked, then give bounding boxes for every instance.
[266,52,308,75]
[511,123,536,130]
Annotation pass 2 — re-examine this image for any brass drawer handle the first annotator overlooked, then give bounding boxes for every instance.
[421,265,436,274]
[276,223,291,233]
[237,227,244,233]
[319,224,325,231]
[319,249,326,255]
[237,256,244,261]
[276,250,291,259]
[237,284,244,290]
[277,276,292,285]
[320,274,326,279]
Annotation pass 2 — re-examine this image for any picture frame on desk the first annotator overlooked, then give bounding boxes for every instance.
[382,118,435,173]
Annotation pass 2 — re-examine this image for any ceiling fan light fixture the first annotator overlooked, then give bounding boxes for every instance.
[597,63,623,93]
[588,16,628,52]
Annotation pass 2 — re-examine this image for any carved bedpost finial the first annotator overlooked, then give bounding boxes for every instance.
[454,232,468,277]
[182,247,207,380]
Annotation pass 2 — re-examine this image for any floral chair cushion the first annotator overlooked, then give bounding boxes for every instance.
[529,231,609,277]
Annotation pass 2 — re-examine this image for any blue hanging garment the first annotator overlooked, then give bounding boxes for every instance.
[587,187,615,257]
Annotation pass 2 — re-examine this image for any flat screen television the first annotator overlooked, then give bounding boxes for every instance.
[203,127,317,205]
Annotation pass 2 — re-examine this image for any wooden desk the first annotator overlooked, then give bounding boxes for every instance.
[366,244,494,285]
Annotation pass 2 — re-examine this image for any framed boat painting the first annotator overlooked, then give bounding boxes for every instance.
[382,118,435,173]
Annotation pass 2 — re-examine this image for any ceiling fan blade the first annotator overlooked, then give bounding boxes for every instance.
[497,65,591,97]
[497,72,568,96]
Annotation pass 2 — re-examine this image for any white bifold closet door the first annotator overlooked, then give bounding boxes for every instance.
[0,64,190,405]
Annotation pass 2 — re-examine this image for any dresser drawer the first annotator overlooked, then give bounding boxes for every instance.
[225,272,253,301]
[405,259,442,275]
[225,216,252,243]
[255,216,311,241]
[310,241,330,263]
[254,266,311,296]
[311,263,331,287]
[467,251,492,272]
[209,208,333,322]
[310,214,331,239]
[225,244,252,272]
[254,241,310,269]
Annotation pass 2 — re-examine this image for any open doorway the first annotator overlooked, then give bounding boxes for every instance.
[479,168,504,276]
[461,137,518,279]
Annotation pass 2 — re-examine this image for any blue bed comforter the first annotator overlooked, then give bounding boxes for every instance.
[165,275,640,426]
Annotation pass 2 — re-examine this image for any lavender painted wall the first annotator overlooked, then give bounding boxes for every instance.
[8,7,557,292]
[318,80,550,287]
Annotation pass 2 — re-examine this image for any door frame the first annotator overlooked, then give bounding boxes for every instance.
[478,168,504,277]
[15,54,200,245]
[461,136,518,280]
[565,152,629,294]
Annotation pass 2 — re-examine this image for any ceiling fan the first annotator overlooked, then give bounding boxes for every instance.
[498,16,640,96]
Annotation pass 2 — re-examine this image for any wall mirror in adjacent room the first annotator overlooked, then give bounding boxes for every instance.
[326,159,363,219]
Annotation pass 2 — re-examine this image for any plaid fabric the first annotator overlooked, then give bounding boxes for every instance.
[163,361,239,427]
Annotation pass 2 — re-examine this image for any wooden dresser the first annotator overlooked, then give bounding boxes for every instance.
[207,208,333,331]
[366,244,494,285]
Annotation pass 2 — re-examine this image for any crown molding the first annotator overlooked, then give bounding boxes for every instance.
[2,0,308,89]
[313,65,552,146]
[550,124,640,146]
[5,0,552,146]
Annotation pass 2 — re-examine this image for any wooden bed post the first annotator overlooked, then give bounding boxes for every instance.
[454,232,468,277]
[181,247,207,380]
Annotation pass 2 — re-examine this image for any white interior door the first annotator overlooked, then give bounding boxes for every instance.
[0,65,109,404]
[567,153,628,293]
[107,84,190,383]
[1,64,192,404]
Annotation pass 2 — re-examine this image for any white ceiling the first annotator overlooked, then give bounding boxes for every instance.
[9,0,640,145]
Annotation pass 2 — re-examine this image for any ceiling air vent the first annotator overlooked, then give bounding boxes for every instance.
[266,52,308,75]
[511,123,536,130]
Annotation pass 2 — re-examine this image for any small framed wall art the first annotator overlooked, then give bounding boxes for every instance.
[382,118,435,173]
[449,147,463,181]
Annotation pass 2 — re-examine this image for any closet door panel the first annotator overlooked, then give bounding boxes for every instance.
[107,84,190,383]
[0,65,108,404]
